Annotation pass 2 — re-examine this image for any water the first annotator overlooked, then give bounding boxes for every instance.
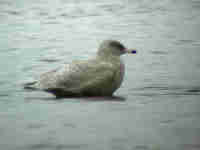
[0,0,200,149]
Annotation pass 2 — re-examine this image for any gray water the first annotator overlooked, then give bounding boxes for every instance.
[0,0,200,150]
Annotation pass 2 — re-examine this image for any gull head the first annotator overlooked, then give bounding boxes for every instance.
[97,40,137,57]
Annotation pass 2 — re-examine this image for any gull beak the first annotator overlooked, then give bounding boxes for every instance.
[125,48,137,54]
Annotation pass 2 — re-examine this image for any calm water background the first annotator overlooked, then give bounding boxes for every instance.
[0,0,200,150]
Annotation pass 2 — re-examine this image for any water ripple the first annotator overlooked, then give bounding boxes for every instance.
[63,123,76,128]
[160,119,176,125]
[3,9,23,16]
[132,85,200,96]
[39,58,61,63]
[175,39,197,46]
[135,145,150,150]
[99,3,125,13]
[27,123,46,129]
[27,143,88,150]
[181,144,200,150]
[151,50,168,55]
[0,94,10,97]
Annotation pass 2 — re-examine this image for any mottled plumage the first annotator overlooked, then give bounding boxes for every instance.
[24,40,136,97]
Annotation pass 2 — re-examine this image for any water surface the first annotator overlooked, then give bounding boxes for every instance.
[0,0,200,150]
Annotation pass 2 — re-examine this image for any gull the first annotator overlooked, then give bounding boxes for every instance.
[24,40,137,98]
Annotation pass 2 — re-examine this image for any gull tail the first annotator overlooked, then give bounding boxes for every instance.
[23,81,39,90]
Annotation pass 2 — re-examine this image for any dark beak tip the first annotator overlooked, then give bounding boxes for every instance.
[131,50,137,54]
